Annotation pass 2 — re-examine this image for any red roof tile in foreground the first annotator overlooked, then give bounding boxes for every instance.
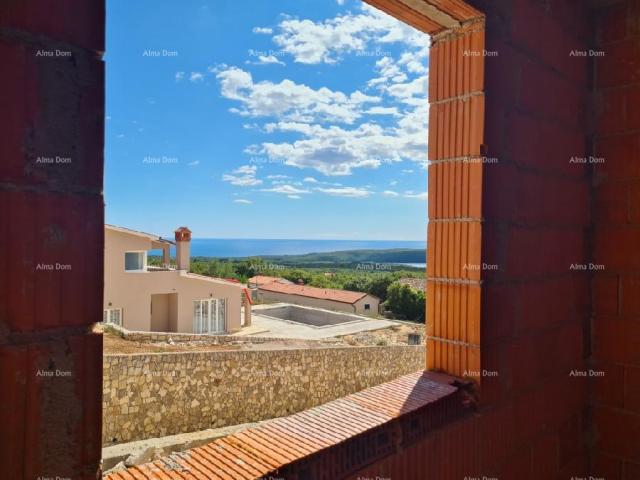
[104,371,465,480]
[258,282,374,304]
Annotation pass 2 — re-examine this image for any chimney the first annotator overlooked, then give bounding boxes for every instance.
[174,227,192,271]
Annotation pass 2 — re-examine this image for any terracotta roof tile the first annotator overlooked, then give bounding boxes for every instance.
[104,371,462,480]
[258,282,374,304]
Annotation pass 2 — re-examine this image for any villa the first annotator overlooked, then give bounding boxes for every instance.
[103,225,251,333]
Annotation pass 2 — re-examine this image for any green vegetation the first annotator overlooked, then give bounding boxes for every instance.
[148,249,426,322]
[385,283,425,322]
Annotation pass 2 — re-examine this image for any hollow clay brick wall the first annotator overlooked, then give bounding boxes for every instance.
[591,2,640,478]
[0,1,105,478]
[352,1,594,478]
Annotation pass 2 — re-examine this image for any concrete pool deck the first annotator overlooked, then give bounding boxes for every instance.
[233,303,400,340]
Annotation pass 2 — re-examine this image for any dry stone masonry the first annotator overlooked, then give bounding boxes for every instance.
[103,345,425,445]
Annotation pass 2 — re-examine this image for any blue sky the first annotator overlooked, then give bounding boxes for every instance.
[105,0,429,240]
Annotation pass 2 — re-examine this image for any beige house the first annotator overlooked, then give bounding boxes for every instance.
[103,225,251,333]
[255,281,380,316]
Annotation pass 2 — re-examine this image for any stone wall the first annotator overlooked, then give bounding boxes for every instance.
[103,345,425,445]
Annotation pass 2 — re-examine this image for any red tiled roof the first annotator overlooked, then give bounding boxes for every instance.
[258,282,375,304]
[104,371,466,480]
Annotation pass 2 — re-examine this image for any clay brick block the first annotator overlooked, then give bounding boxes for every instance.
[558,413,583,467]
[627,182,640,224]
[597,2,629,45]
[594,227,640,272]
[594,182,629,225]
[510,0,589,85]
[506,323,583,393]
[596,38,640,89]
[515,172,590,227]
[593,274,620,317]
[0,190,103,333]
[519,59,586,130]
[482,160,517,222]
[594,406,640,462]
[594,86,640,135]
[481,283,515,342]
[0,37,104,193]
[505,227,586,279]
[507,110,588,178]
[0,0,105,52]
[625,461,640,479]
[594,133,640,182]
[625,366,640,414]
[593,317,640,366]
[530,433,559,479]
[620,275,640,316]
[517,276,587,333]
[592,361,625,409]
[0,333,102,479]
[593,451,623,480]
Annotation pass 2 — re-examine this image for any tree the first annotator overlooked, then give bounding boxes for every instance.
[385,283,425,322]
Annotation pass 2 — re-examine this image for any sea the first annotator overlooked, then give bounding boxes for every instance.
[184,238,426,260]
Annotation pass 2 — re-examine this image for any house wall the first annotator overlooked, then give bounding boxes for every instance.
[104,229,244,333]
[257,290,379,316]
[353,295,380,314]
[591,2,640,477]
[258,289,356,313]
[150,293,170,332]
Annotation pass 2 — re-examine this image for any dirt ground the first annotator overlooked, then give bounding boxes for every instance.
[97,321,425,355]
[337,322,425,346]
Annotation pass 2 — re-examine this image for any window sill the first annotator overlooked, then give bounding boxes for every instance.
[104,370,474,479]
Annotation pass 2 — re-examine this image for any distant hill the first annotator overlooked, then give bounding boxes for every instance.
[257,248,425,266]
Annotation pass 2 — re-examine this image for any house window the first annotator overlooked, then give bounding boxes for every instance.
[193,299,226,333]
[125,251,146,271]
[364,304,371,311]
[103,308,122,326]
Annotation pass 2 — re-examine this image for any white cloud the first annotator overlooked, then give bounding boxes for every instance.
[256,55,286,66]
[254,118,427,175]
[222,165,262,186]
[402,169,414,174]
[336,0,345,4]
[271,5,426,65]
[383,190,399,197]
[303,177,318,183]
[187,160,200,167]
[390,180,398,186]
[316,186,371,198]
[288,195,302,199]
[234,199,253,204]
[175,71,185,81]
[216,67,379,124]
[261,184,310,195]
[366,106,400,116]
[403,191,428,200]
[266,174,290,179]
[190,72,204,83]
[253,27,273,34]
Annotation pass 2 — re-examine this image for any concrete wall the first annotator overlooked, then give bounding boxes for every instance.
[104,228,245,333]
[257,289,379,316]
[102,345,425,445]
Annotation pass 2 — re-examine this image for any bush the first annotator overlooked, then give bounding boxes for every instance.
[384,283,425,322]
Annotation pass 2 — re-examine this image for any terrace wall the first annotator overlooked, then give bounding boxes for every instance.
[103,345,425,445]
